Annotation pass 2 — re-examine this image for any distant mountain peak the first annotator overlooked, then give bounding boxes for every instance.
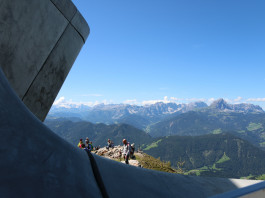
[210,98,231,110]
[209,98,264,113]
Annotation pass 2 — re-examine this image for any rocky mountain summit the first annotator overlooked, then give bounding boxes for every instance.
[209,98,264,113]
[93,145,141,167]
[93,146,178,173]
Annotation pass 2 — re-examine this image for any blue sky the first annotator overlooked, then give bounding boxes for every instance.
[54,0,265,109]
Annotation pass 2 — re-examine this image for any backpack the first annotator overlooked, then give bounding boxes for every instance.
[130,143,135,155]
[89,143,94,151]
[128,142,135,158]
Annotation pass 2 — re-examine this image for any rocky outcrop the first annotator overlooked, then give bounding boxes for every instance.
[93,145,141,167]
[94,146,123,159]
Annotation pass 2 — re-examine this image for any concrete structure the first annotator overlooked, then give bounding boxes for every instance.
[0,0,265,197]
[0,0,89,121]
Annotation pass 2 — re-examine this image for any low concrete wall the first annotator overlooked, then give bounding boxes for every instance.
[0,0,89,121]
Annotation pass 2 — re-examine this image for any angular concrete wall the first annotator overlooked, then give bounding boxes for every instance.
[0,0,89,121]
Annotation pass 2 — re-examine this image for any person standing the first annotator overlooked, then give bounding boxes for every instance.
[85,138,93,152]
[89,141,94,151]
[85,138,89,148]
[122,139,131,164]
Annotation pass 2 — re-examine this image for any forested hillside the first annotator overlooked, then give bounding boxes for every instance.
[45,116,265,179]
[45,118,152,147]
[144,133,265,178]
[148,109,265,149]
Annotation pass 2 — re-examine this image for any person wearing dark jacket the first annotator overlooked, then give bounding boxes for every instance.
[106,139,114,150]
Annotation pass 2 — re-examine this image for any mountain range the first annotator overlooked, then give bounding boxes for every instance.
[148,99,265,149]
[48,101,208,129]
[48,99,263,131]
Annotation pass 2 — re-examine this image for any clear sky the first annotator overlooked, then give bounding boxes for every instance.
[54,0,265,109]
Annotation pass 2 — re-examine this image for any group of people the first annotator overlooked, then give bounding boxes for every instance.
[105,138,135,164]
[77,137,94,152]
[77,137,135,165]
